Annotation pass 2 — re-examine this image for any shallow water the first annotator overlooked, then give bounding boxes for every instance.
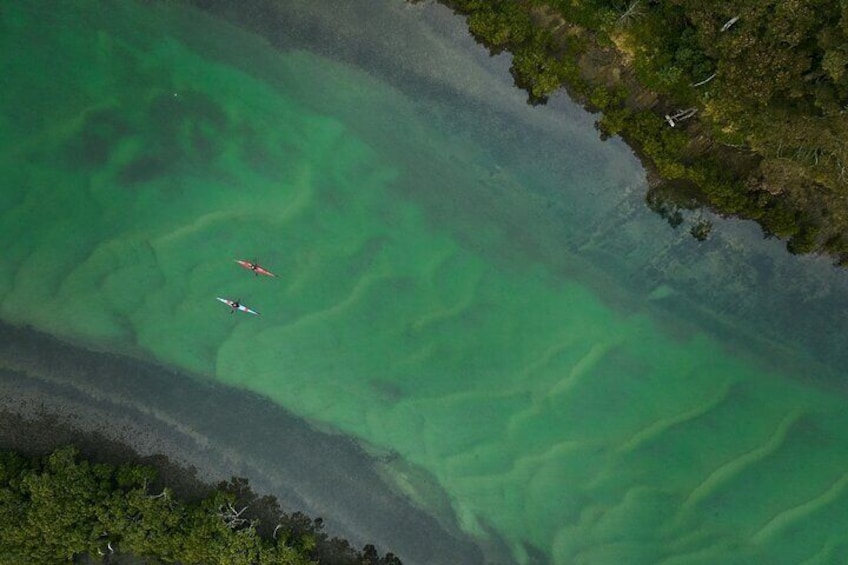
[5,1,848,563]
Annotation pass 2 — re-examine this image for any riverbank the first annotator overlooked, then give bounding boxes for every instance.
[426,0,848,265]
[0,322,487,565]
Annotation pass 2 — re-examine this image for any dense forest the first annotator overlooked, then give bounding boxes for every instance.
[0,447,401,565]
[426,0,848,262]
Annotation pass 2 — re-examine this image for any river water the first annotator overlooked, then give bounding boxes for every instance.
[4,1,848,564]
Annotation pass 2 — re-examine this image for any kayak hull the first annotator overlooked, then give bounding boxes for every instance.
[216,297,260,316]
[235,259,277,278]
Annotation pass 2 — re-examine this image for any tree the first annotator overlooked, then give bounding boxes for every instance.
[0,447,387,564]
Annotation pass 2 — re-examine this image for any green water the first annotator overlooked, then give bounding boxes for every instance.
[4,2,848,563]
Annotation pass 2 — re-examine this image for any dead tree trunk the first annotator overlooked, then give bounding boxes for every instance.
[692,73,716,87]
[720,16,740,32]
[218,502,250,529]
[665,108,698,127]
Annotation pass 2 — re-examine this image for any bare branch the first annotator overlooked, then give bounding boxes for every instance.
[720,16,740,32]
[692,73,716,87]
[218,502,250,529]
[665,108,698,127]
[617,1,644,27]
[149,489,169,500]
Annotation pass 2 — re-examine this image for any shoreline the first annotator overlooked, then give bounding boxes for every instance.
[0,321,488,565]
[424,1,848,264]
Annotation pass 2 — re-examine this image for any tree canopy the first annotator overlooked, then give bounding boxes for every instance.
[433,0,848,262]
[0,447,401,565]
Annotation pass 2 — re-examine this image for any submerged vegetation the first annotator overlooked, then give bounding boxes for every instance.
[426,0,848,263]
[0,447,401,565]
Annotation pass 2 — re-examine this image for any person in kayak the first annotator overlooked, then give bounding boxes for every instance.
[235,259,277,278]
[216,297,260,316]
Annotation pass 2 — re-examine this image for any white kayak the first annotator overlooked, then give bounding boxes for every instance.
[216,297,260,316]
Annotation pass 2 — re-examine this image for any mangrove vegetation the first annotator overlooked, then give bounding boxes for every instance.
[427,0,848,262]
[0,446,402,565]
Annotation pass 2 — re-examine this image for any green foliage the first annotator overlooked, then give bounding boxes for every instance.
[760,202,801,239]
[432,0,848,258]
[623,110,689,178]
[588,85,614,110]
[511,42,576,103]
[597,106,630,137]
[0,447,400,565]
[466,0,533,50]
[8,448,109,562]
[446,0,579,103]
[787,223,822,254]
[690,218,713,241]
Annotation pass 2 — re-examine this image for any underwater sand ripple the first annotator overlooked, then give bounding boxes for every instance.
[10,2,848,563]
[681,408,803,514]
[548,339,620,398]
[752,470,848,544]
[616,379,735,454]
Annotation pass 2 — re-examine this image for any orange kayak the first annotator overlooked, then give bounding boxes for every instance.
[235,259,277,278]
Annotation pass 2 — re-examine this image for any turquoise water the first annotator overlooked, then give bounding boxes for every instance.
[5,1,848,563]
